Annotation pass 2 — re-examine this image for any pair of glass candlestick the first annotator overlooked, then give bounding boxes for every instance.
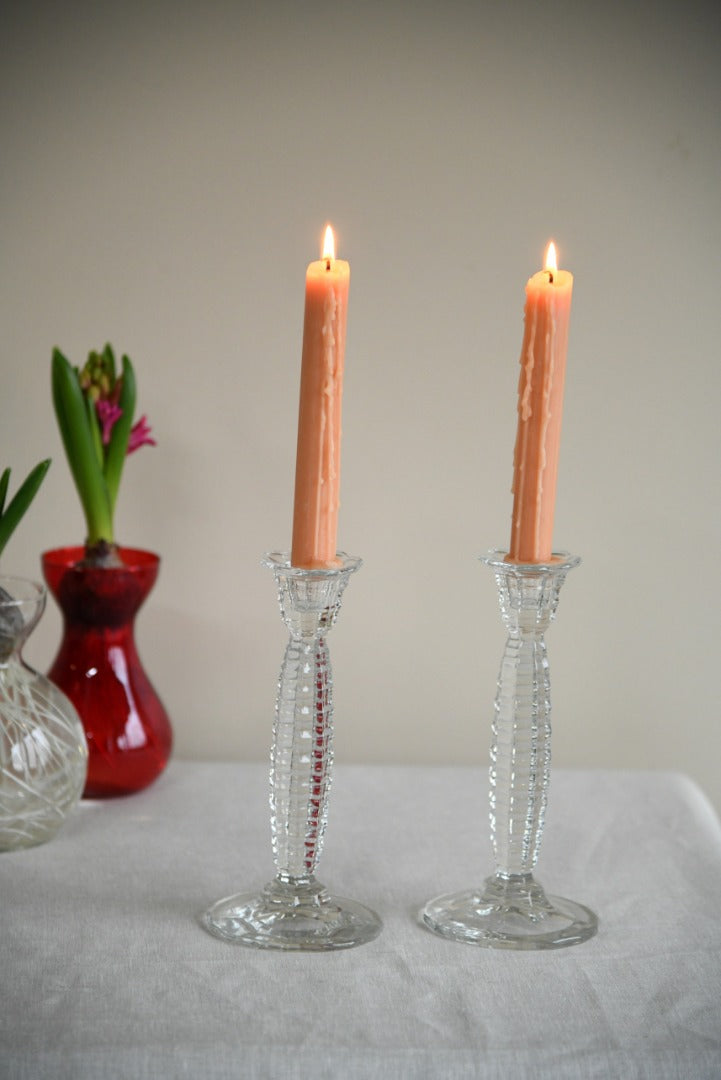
[201,549,598,952]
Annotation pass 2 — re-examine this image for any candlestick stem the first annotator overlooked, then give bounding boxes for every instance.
[489,555,559,875]
[201,553,381,950]
[421,550,597,949]
[268,555,344,885]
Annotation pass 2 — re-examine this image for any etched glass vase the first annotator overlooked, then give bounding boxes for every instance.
[421,551,597,949]
[0,576,87,851]
[201,552,382,950]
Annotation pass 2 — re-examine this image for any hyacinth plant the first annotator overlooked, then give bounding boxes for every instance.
[51,345,155,566]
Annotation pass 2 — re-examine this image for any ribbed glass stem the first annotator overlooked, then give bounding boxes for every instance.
[264,552,360,887]
[271,634,333,879]
[490,630,551,874]
[483,551,579,879]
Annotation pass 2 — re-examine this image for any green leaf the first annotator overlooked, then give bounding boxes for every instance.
[85,390,104,469]
[52,347,113,545]
[0,458,51,559]
[104,353,136,516]
[0,468,10,518]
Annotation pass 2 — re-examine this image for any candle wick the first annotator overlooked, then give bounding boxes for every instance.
[325,258,332,271]
[547,270,554,284]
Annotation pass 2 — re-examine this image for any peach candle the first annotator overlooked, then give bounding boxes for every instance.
[291,225,350,569]
[509,242,573,563]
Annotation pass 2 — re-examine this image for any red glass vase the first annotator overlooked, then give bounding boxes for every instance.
[42,546,172,798]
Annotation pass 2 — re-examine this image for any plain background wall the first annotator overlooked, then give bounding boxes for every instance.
[2,1,720,814]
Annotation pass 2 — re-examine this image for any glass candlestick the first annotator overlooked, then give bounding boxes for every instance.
[421,550,597,949]
[201,552,381,951]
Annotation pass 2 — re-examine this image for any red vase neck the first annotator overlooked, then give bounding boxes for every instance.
[42,546,160,627]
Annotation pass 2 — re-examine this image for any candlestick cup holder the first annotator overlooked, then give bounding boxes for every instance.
[421,550,597,949]
[201,552,381,951]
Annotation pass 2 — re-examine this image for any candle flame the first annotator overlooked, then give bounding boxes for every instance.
[545,241,557,274]
[322,224,336,262]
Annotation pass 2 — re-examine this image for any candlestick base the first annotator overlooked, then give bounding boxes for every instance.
[202,875,381,951]
[422,873,597,950]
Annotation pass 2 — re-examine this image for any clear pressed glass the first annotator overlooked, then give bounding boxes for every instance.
[0,576,87,851]
[421,551,598,949]
[201,552,382,950]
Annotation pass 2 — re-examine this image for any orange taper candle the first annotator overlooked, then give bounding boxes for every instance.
[291,225,350,568]
[509,242,573,563]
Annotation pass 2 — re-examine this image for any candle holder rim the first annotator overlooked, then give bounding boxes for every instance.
[0,575,46,606]
[480,549,581,573]
[262,551,362,577]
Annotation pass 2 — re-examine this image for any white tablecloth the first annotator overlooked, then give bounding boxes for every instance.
[2,763,720,1079]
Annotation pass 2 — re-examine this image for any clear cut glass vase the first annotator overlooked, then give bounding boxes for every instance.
[201,552,382,950]
[0,576,88,851]
[421,551,597,949]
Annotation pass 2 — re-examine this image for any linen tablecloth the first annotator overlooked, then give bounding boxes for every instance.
[2,763,720,1079]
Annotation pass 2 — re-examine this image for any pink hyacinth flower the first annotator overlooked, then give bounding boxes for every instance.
[96,399,123,445]
[128,415,156,454]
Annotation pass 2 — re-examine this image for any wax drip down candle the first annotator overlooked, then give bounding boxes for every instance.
[291,225,350,569]
[508,242,573,563]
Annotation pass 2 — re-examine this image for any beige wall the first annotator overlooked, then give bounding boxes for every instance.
[3,2,720,813]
